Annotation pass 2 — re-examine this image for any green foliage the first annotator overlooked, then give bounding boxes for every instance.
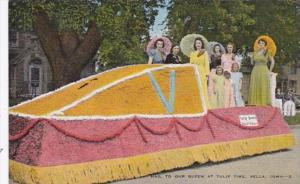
[9,0,166,67]
[166,0,255,44]
[95,2,160,68]
[9,0,98,33]
[166,0,299,71]
[252,0,299,74]
[285,113,300,125]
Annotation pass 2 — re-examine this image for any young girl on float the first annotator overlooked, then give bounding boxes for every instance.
[231,63,245,107]
[208,44,223,97]
[223,71,235,108]
[211,66,225,108]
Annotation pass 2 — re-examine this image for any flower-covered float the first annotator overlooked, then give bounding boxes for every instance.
[9,64,295,184]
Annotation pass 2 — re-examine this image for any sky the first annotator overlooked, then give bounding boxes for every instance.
[149,1,169,37]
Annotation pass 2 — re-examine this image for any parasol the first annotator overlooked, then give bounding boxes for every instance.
[254,35,277,57]
[208,41,225,56]
[146,36,172,55]
[180,33,209,57]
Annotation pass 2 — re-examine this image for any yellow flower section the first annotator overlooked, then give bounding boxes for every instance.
[10,134,296,184]
[63,67,203,116]
[9,65,160,116]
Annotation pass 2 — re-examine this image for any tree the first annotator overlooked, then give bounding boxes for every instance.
[166,0,300,72]
[97,1,162,69]
[166,0,255,62]
[166,0,255,45]
[252,0,299,73]
[9,0,165,88]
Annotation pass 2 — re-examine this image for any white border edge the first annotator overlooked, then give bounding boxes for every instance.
[0,2,9,184]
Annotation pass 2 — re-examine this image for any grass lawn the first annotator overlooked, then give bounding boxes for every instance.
[9,98,27,107]
[285,112,300,125]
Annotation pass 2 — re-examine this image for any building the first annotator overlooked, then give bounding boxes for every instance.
[9,31,52,99]
[9,31,96,99]
[280,59,300,95]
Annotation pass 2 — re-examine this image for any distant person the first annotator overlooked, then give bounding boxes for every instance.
[235,48,243,68]
[284,90,293,104]
[95,60,101,73]
[275,88,283,113]
[275,88,284,99]
[164,45,181,64]
[283,95,296,117]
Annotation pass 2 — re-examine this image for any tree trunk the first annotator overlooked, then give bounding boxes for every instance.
[50,57,82,88]
[32,8,101,89]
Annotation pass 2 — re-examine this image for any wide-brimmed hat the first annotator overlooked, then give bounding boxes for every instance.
[208,41,225,56]
[180,34,209,57]
[146,36,172,55]
[254,35,277,57]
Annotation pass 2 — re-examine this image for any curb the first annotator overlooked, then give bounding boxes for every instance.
[289,125,300,129]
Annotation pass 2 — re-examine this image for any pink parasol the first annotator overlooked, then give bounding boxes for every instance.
[146,36,172,55]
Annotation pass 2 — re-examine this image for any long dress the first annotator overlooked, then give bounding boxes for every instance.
[283,100,296,116]
[224,79,235,108]
[211,75,225,108]
[190,51,210,108]
[208,54,222,96]
[248,52,271,105]
[231,72,245,107]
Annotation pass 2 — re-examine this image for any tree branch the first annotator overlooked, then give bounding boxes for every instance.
[70,22,101,71]
[59,31,80,58]
[32,8,63,68]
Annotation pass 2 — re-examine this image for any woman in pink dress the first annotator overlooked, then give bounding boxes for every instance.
[221,42,236,72]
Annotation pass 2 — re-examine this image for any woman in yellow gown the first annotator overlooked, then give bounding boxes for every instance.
[190,37,210,108]
[248,39,275,105]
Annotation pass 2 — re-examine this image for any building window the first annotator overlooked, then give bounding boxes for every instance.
[289,80,297,93]
[31,67,40,87]
[288,64,297,75]
[29,59,42,97]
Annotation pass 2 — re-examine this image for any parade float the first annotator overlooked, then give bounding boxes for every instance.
[9,36,295,184]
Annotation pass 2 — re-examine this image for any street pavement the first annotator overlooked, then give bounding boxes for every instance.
[10,127,300,184]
